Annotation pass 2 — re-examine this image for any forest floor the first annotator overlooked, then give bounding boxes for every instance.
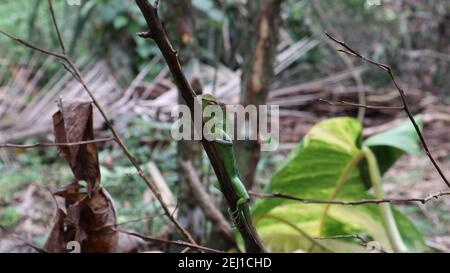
[1,87,449,253]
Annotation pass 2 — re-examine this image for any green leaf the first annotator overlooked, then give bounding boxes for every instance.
[363,115,422,154]
[360,116,422,187]
[252,117,426,253]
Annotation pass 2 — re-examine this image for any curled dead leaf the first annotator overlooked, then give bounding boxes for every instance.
[52,100,100,195]
[45,100,117,253]
[44,186,118,253]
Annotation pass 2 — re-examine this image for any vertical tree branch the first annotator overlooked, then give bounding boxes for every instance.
[135,0,265,252]
[161,0,207,244]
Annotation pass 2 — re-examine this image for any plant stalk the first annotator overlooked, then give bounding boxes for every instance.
[363,147,407,253]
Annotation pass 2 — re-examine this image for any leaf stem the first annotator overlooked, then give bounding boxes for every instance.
[362,147,407,253]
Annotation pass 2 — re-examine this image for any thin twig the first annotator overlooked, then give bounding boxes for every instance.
[147,161,177,216]
[0,29,65,59]
[318,98,404,110]
[59,61,81,81]
[91,213,166,232]
[249,190,450,205]
[47,0,66,55]
[325,32,450,188]
[0,137,115,149]
[0,13,198,246]
[117,229,223,253]
[65,59,198,246]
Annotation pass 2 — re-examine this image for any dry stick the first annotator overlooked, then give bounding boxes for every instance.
[325,32,450,189]
[0,6,198,247]
[117,229,223,253]
[147,162,177,214]
[249,191,450,205]
[47,0,66,55]
[318,99,404,110]
[0,30,65,59]
[0,137,114,149]
[134,0,265,253]
[69,60,199,246]
[91,212,168,231]
[46,0,197,247]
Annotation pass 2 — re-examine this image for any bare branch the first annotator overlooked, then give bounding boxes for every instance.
[0,29,65,59]
[91,212,168,231]
[249,190,450,205]
[318,99,404,110]
[59,61,81,81]
[325,32,450,188]
[325,32,390,71]
[0,8,198,246]
[47,0,66,55]
[117,229,224,253]
[135,0,265,252]
[0,137,115,149]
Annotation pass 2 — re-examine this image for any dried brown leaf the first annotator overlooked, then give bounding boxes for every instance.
[44,209,75,252]
[52,100,101,194]
[45,185,118,253]
[47,100,117,252]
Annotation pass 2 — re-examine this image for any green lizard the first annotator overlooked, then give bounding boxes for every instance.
[197,94,252,229]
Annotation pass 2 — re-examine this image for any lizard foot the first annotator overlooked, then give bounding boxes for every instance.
[228,207,241,228]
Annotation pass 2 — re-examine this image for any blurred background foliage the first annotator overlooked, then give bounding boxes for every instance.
[1,0,448,92]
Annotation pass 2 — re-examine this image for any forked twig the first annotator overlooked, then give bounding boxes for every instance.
[0,137,115,149]
[318,99,403,110]
[325,32,450,188]
[0,0,198,247]
[249,190,450,205]
[47,0,66,55]
[117,229,223,253]
[134,0,265,252]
